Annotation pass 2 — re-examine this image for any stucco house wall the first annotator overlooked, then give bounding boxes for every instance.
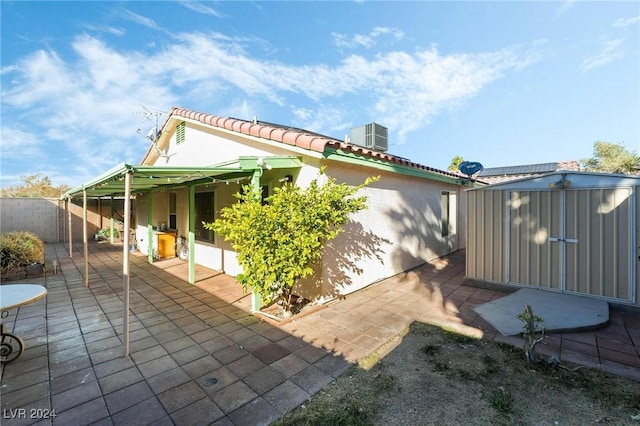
[296,162,464,301]
[133,107,470,302]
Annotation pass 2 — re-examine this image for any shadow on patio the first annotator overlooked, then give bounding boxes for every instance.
[0,242,351,425]
[1,242,639,425]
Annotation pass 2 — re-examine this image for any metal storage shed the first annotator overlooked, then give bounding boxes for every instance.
[465,171,640,307]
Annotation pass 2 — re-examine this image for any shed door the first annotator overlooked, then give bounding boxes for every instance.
[509,191,562,290]
[508,188,633,302]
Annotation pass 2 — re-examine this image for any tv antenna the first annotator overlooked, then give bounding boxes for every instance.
[458,161,484,186]
[134,106,175,163]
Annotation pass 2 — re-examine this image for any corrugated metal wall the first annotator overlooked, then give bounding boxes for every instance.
[466,189,507,283]
[565,188,632,300]
[467,185,637,304]
[509,190,563,290]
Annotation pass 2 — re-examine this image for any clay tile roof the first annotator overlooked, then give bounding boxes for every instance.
[162,107,462,180]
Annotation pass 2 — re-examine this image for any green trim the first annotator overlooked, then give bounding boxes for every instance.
[238,156,302,171]
[62,157,303,199]
[324,148,463,185]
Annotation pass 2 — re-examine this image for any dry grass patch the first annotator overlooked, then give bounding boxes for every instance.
[272,322,640,426]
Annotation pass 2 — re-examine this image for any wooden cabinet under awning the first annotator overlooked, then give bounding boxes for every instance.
[155,232,176,259]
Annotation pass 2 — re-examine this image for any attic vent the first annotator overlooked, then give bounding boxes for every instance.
[176,121,186,144]
[349,123,388,152]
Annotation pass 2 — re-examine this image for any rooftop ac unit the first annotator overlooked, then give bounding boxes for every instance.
[350,123,388,152]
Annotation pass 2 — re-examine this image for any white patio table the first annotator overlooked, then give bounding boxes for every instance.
[0,284,47,363]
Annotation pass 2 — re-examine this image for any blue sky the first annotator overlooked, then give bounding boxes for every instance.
[1,1,638,188]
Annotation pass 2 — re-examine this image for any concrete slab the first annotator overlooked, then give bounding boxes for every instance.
[472,288,609,336]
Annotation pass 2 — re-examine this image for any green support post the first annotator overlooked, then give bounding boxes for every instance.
[188,185,196,284]
[110,196,115,244]
[250,168,262,312]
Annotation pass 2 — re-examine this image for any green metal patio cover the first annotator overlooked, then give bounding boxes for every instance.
[62,156,302,198]
[62,156,301,357]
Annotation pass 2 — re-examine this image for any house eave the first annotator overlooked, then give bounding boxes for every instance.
[324,148,466,186]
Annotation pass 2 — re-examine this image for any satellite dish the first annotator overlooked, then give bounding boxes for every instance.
[459,161,484,178]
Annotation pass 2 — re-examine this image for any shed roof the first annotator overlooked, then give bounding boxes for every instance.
[466,170,640,191]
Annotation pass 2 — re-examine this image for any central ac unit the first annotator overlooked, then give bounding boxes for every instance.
[350,123,388,152]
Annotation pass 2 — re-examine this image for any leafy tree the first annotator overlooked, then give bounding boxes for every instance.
[1,173,71,198]
[581,141,640,175]
[204,169,378,314]
[448,155,464,172]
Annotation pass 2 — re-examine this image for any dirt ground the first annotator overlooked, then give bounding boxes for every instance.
[273,322,640,426]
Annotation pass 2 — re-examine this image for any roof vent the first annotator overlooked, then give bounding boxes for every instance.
[350,123,388,152]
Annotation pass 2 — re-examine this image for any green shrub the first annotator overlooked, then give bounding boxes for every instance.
[205,168,378,313]
[0,231,45,273]
[488,386,514,414]
[98,228,120,239]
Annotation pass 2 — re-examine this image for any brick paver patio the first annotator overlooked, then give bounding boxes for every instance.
[1,242,638,425]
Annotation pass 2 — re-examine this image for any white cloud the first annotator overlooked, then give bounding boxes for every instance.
[332,27,405,49]
[292,105,352,136]
[179,1,224,18]
[83,24,126,36]
[581,38,624,73]
[120,9,159,30]
[613,15,640,28]
[1,35,178,182]
[1,30,535,184]
[0,127,45,160]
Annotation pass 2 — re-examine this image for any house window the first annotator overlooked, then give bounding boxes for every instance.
[441,192,451,237]
[194,190,215,242]
[169,193,177,230]
[176,122,186,144]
